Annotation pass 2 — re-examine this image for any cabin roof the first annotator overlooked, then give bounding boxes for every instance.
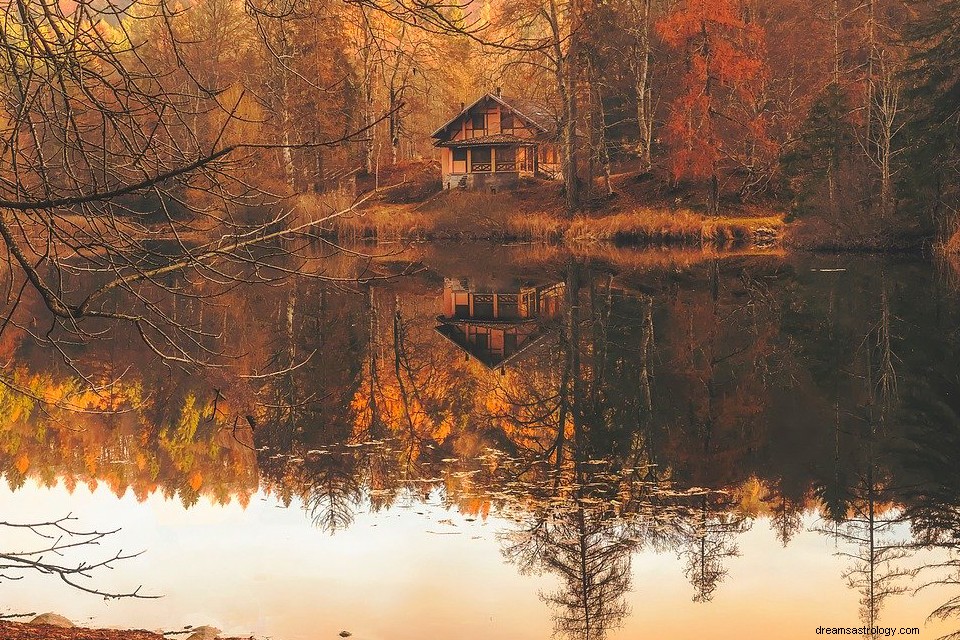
[436,133,534,147]
[431,93,558,141]
[435,320,555,370]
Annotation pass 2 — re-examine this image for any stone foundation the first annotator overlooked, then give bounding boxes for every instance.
[443,172,520,191]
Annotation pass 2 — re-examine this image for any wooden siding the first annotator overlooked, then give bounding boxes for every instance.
[449,101,537,142]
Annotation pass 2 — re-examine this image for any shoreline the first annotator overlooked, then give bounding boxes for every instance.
[0,618,247,640]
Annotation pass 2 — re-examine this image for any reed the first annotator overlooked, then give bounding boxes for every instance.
[329,204,429,240]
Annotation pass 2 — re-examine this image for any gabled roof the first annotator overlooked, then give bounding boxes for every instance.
[435,319,556,370]
[431,93,559,141]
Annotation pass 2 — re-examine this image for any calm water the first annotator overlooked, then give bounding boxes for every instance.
[3,244,960,640]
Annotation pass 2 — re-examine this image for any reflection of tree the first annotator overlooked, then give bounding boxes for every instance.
[676,494,749,603]
[763,484,805,547]
[816,276,914,636]
[504,502,635,640]
[498,262,639,640]
[350,286,473,475]
[831,469,914,632]
[302,452,365,533]
[498,260,755,635]
[254,281,368,532]
[894,304,960,640]
[923,562,960,640]
[904,464,960,640]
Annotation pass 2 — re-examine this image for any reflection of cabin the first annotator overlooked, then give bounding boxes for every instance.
[436,278,564,369]
[432,91,562,190]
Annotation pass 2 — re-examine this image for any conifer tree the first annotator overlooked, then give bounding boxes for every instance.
[783,83,856,216]
[904,0,960,222]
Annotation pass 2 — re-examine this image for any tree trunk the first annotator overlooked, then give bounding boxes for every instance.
[633,0,654,170]
[564,0,581,212]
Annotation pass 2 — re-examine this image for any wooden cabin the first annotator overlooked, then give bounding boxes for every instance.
[436,277,564,369]
[432,91,562,190]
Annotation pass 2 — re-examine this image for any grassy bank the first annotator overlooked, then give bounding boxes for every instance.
[329,197,785,246]
[327,169,787,247]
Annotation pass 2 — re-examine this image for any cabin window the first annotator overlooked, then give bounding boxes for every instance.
[471,113,486,135]
[504,332,518,352]
[471,147,492,172]
[451,148,468,174]
[500,111,514,133]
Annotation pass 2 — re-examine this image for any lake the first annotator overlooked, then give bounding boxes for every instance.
[2,243,960,640]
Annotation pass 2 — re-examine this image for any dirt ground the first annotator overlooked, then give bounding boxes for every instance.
[0,622,248,640]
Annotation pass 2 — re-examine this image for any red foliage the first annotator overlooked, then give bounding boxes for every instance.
[657,0,769,184]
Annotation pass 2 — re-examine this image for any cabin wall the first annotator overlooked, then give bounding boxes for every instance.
[488,108,501,134]
[538,143,561,178]
[449,101,537,141]
[440,147,451,176]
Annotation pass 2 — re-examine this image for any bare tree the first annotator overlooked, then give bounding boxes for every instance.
[871,54,905,219]
[0,515,154,599]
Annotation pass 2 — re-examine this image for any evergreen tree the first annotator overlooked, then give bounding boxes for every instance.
[783,83,856,217]
[903,0,960,225]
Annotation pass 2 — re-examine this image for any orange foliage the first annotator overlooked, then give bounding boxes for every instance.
[0,369,258,507]
[657,0,769,183]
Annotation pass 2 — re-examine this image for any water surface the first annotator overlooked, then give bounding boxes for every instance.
[2,244,960,640]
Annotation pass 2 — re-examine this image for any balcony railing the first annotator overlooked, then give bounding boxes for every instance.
[470,162,492,172]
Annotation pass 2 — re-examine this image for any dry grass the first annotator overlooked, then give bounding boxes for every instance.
[332,203,430,240]
[328,201,786,246]
[553,208,783,246]
[503,212,568,242]
[944,229,960,254]
[566,208,704,243]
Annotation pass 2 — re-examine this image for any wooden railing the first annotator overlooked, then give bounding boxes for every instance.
[495,161,517,171]
[471,163,492,172]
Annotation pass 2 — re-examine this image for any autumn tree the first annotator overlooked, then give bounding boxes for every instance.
[491,0,583,210]
[658,0,770,213]
[624,0,658,170]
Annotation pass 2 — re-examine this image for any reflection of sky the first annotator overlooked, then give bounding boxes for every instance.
[1,480,956,640]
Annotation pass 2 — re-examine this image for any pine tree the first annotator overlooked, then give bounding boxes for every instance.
[903,0,960,223]
[783,83,856,216]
